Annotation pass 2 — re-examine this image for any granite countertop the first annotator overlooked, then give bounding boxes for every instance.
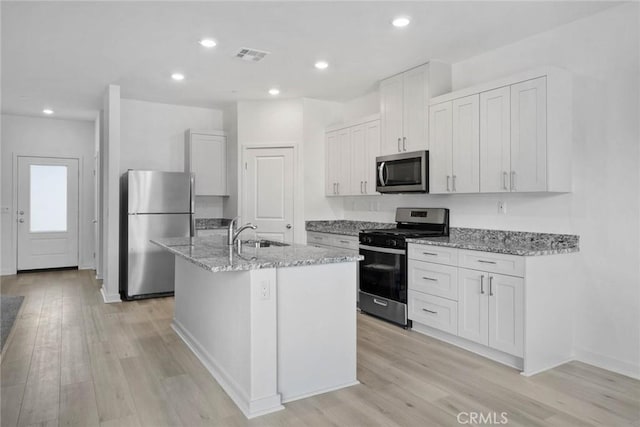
[195,218,232,230]
[406,227,579,256]
[306,220,395,236]
[151,235,363,273]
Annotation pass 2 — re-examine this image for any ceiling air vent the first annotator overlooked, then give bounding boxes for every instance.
[235,47,270,62]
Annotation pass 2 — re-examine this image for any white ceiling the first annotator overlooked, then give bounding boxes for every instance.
[1,1,619,121]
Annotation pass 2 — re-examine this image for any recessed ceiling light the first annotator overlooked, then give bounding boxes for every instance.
[171,73,185,81]
[42,109,54,115]
[268,88,280,96]
[392,17,411,28]
[199,38,217,48]
[314,61,329,70]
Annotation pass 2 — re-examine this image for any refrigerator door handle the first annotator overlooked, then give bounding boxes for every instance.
[190,174,196,238]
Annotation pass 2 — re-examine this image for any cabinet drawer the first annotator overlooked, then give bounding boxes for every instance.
[459,250,525,277]
[408,244,458,266]
[408,260,458,300]
[408,291,458,335]
[307,232,333,246]
[331,236,359,251]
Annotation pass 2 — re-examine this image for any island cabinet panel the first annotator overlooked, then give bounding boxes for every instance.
[168,250,359,419]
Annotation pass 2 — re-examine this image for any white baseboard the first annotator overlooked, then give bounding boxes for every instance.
[281,380,360,403]
[1,268,17,276]
[171,320,284,419]
[79,264,95,271]
[100,286,121,303]
[521,357,575,377]
[574,347,640,380]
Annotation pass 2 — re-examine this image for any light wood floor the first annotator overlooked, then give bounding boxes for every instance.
[1,269,638,427]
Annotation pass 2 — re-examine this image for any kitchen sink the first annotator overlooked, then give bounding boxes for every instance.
[241,239,290,248]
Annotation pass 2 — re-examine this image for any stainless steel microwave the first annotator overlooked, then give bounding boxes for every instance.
[376,150,429,193]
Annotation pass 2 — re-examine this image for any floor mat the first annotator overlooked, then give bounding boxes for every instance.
[1,295,25,350]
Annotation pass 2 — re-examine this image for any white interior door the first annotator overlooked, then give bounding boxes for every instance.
[243,147,294,243]
[17,156,79,270]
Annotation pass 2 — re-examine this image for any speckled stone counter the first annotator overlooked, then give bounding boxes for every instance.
[406,227,579,256]
[195,218,232,230]
[152,235,363,272]
[305,220,395,236]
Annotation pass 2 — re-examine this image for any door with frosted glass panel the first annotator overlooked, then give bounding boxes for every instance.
[17,157,79,270]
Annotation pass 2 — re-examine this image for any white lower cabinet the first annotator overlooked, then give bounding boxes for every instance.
[408,291,458,335]
[458,268,523,357]
[407,243,576,375]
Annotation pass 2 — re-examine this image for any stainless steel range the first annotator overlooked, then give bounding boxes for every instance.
[359,207,449,327]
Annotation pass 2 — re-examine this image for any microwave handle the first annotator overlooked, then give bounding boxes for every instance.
[378,162,387,186]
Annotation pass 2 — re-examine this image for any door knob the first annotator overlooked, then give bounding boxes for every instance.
[286,224,292,229]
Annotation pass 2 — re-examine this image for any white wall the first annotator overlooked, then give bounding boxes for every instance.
[101,85,121,302]
[120,99,227,219]
[302,98,345,221]
[222,104,238,219]
[343,3,640,378]
[237,100,304,242]
[1,114,96,274]
[342,90,379,122]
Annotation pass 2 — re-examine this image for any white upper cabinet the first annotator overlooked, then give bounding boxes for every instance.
[428,101,453,194]
[452,95,480,193]
[510,77,547,192]
[431,67,572,194]
[185,130,227,196]
[380,75,404,155]
[326,117,380,197]
[380,62,452,156]
[480,86,511,193]
[326,128,351,196]
[429,94,480,194]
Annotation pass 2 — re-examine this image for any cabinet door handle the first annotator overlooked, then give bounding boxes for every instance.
[339,240,350,244]
[364,181,367,194]
[360,181,364,194]
[333,183,337,194]
[452,175,457,192]
[397,138,402,152]
[422,252,438,256]
[422,276,437,282]
[403,137,407,151]
[511,171,516,191]
[503,171,508,190]
[489,276,494,296]
[446,175,451,192]
[337,182,340,194]
[478,260,497,264]
[422,308,437,314]
[480,275,485,294]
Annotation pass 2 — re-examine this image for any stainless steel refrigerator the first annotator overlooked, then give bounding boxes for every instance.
[120,170,194,300]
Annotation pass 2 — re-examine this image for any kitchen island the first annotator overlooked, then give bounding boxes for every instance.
[152,236,362,418]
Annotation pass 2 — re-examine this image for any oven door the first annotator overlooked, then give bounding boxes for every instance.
[359,244,406,303]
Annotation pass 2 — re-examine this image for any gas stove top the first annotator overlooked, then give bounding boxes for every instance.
[359,208,449,250]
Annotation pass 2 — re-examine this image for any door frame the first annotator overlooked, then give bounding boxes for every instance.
[240,144,301,244]
[11,154,84,274]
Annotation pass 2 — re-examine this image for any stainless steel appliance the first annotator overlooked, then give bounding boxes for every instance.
[359,207,449,327]
[376,150,429,193]
[119,170,195,300]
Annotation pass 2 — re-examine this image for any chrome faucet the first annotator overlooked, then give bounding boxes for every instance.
[227,216,257,246]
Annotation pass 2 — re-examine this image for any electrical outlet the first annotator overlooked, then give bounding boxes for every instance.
[260,281,270,300]
[498,201,507,215]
